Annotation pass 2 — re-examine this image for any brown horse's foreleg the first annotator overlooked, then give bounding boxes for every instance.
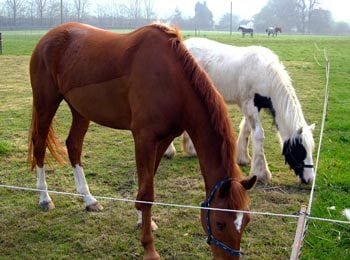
[137,137,175,231]
[66,107,102,212]
[133,133,161,259]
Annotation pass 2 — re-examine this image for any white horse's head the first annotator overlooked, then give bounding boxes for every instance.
[282,124,315,184]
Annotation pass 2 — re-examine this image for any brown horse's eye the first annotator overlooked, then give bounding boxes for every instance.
[216,222,226,231]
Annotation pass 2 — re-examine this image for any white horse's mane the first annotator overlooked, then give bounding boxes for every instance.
[261,52,315,154]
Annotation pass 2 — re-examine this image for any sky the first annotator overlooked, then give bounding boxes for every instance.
[101,0,350,24]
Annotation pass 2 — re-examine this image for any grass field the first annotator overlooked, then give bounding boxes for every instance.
[0,28,349,259]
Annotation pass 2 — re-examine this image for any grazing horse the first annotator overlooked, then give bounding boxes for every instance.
[238,25,253,37]
[275,27,282,35]
[28,23,256,259]
[266,27,282,37]
[166,38,315,184]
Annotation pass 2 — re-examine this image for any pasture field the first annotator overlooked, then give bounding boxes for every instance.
[0,29,349,259]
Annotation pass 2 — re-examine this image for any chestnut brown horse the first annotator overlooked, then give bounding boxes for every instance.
[28,22,256,259]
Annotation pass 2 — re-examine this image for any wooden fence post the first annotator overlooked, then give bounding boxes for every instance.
[290,205,308,260]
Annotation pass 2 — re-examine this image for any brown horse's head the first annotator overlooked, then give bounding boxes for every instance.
[201,176,256,259]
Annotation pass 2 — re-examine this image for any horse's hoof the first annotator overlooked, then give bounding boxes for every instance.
[237,155,251,166]
[164,153,175,159]
[39,200,55,211]
[86,202,103,212]
[237,159,250,166]
[137,220,158,231]
[255,171,272,184]
[151,220,158,231]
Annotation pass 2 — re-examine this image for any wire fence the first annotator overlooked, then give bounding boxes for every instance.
[0,183,349,226]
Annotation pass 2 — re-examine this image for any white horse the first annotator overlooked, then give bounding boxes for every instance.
[165,38,315,184]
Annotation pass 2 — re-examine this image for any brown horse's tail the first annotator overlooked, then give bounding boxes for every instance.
[28,104,67,170]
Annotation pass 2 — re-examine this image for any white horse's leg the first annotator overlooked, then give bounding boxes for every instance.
[164,142,176,158]
[36,166,55,211]
[73,164,103,211]
[137,210,158,231]
[243,104,272,183]
[250,124,272,183]
[182,131,197,156]
[237,117,251,165]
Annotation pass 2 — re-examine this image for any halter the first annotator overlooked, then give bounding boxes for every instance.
[284,148,313,170]
[201,176,243,257]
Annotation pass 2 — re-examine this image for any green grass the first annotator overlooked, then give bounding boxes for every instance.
[0,29,349,259]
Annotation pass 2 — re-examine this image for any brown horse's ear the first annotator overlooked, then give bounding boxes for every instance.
[240,175,257,190]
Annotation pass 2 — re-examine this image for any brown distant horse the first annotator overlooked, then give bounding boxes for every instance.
[28,22,256,259]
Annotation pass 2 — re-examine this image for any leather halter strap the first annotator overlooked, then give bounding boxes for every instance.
[201,176,243,257]
[285,149,314,170]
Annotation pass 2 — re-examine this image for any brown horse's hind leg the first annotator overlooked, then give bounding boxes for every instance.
[66,107,102,212]
[32,90,63,211]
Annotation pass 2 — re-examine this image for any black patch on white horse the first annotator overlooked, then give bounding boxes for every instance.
[254,93,277,127]
[282,137,307,182]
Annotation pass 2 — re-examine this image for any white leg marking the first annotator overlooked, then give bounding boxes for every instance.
[250,124,271,182]
[182,131,197,156]
[73,164,98,207]
[237,117,251,165]
[136,210,158,231]
[234,212,244,233]
[36,166,53,206]
[164,142,176,158]
[137,210,142,226]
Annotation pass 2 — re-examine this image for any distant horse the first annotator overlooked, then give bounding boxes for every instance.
[28,23,256,259]
[266,27,282,37]
[238,25,253,37]
[165,38,315,184]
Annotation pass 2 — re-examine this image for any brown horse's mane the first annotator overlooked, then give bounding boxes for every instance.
[149,23,240,182]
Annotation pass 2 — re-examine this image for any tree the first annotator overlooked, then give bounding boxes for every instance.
[217,12,239,31]
[5,0,26,25]
[143,0,155,22]
[35,0,47,25]
[333,21,350,35]
[73,0,89,22]
[296,0,321,33]
[193,1,213,30]
[122,0,141,20]
[253,0,298,33]
[308,8,332,34]
[46,0,61,25]
[170,7,184,27]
